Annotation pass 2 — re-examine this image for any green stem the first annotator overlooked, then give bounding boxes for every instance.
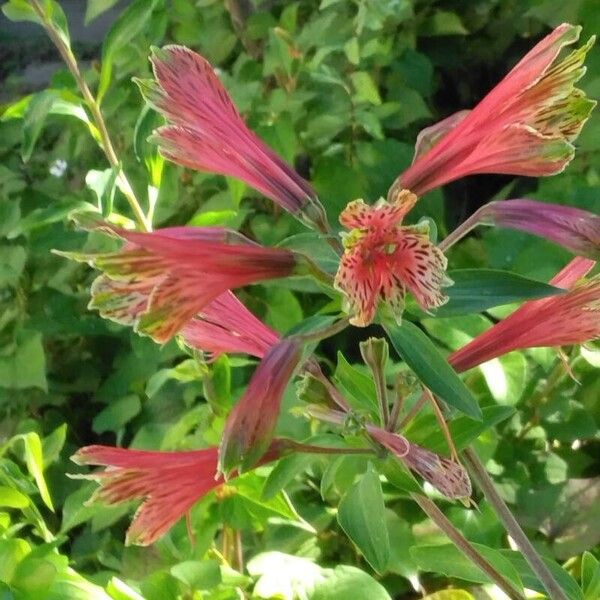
[438,205,486,252]
[411,493,525,600]
[30,0,151,232]
[297,317,350,344]
[278,438,373,456]
[463,448,570,600]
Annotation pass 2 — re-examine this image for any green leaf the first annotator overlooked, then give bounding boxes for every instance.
[20,432,54,511]
[479,352,527,405]
[582,551,600,600]
[85,0,120,24]
[265,288,303,332]
[422,592,474,600]
[12,558,57,593]
[231,472,304,525]
[0,245,26,285]
[21,90,57,162]
[381,457,421,494]
[337,464,390,573]
[500,550,582,600]
[334,352,379,417]
[405,405,515,454]
[384,320,482,420]
[437,269,563,317]
[0,486,30,509]
[86,168,118,217]
[2,1,69,46]
[97,0,160,103]
[262,453,316,500]
[92,395,141,434]
[170,561,221,590]
[311,566,391,600]
[0,331,47,391]
[410,543,523,592]
[0,538,30,584]
[421,10,468,36]
[350,71,382,105]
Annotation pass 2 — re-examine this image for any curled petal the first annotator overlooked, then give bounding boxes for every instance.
[340,190,417,230]
[399,24,596,195]
[219,338,303,475]
[390,231,450,312]
[335,243,381,327]
[482,199,600,259]
[59,221,296,344]
[72,446,221,546]
[142,45,328,228]
[181,291,280,360]
[72,443,282,546]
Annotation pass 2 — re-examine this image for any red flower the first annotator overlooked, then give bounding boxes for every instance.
[398,24,595,195]
[449,257,599,372]
[138,46,328,230]
[480,199,600,260]
[180,291,279,360]
[219,338,303,476]
[60,222,301,344]
[334,187,450,326]
[72,444,281,546]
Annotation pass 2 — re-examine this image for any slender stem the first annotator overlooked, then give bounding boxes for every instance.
[386,385,404,432]
[305,361,351,411]
[396,390,427,431]
[438,206,485,252]
[424,388,459,462]
[411,493,525,600]
[234,529,244,573]
[280,438,373,456]
[30,0,151,232]
[297,317,350,343]
[463,448,570,600]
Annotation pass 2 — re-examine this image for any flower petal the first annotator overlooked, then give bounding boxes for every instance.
[334,243,379,327]
[219,338,303,475]
[391,231,450,311]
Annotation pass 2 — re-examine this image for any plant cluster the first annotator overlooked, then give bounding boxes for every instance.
[0,2,599,600]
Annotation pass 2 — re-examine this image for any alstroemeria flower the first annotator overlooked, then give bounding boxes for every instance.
[367,426,471,499]
[449,257,599,372]
[219,338,303,476]
[138,46,328,231]
[60,222,305,344]
[334,188,450,326]
[72,444,280,546]
[398,24,596,195]
[91,277,279,360]
[480,199,600,259]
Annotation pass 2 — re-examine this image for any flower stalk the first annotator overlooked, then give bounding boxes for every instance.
[29,0,151,232]
[462,448,569,600]
[410,493,525,600]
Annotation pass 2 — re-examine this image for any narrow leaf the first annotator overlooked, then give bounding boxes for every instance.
[438,269,563,317]
[384,320,482,420]
[337,465,390,573]
[20,432,54,511]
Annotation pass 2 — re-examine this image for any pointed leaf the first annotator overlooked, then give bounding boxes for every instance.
[384,320,482,420]
[337,464,390,573]
[411,543,523,592]
[437,269,564,317]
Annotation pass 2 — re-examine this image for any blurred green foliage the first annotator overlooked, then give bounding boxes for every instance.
[0,0,598,598]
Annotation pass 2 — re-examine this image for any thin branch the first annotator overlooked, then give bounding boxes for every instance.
[30,0,151,231]
[411,494,525,600]
[462,448,570,600]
